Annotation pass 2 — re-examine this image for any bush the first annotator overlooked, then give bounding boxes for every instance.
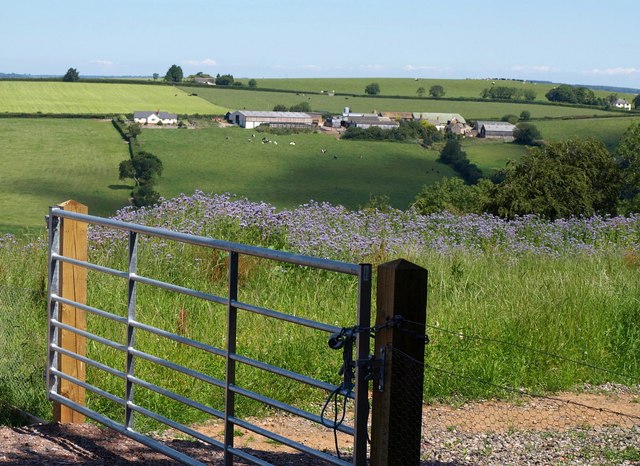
[501,114,519,124]
[519,111,531,121]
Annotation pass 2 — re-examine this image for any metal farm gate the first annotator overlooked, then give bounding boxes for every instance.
[45,201,427,465]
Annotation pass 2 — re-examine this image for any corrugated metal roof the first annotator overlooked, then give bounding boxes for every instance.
[413,113,466,124]
[233,111,311,118]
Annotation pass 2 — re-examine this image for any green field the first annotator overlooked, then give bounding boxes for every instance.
[186,85,620,120]
[0,118,130,231]
[463,139,526,173]
[0,81,227,114]
[139,126,451,210]
[535,116,640,150]
[255,78,638,103]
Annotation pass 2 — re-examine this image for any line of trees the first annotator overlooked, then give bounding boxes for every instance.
[544,84,625,108]
[113,116,164,206]
[480,86,537,101]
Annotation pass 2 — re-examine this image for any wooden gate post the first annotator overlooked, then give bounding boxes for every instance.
[370,259,428,466]
[53,200,88,424]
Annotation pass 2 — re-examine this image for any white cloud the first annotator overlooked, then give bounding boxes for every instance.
[588,67,640,76]
[184,58,217,66]
[90,60,113,67]
[511,65,554,73]
[360,64,387,71]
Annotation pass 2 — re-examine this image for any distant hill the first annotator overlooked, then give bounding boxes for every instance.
[576,84,640,95]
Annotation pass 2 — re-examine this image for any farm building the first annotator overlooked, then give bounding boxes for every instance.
[345,115,399,130]
[133,111,178,125]
[380,111,414,121]
[475,121,516,139]
[227,111,313,129]
[614,99,631,110]
[413,113,466,130]
[193,77,215,85]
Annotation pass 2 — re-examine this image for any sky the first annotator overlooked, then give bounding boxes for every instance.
[2,0,639,89]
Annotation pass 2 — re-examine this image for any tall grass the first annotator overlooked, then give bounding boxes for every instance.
[1,192,638,429]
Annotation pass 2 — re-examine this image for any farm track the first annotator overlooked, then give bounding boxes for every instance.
[1,391,638,465]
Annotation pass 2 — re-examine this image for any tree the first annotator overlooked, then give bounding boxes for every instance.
[215,73,234,85]
[616,121,640,213]
[438,139,483,184]
[127,123,142,139]
[119,151,163,187]
[487,139,622,219]
[501,114,519,124]
[519,110,531,121]
[248,79,258,88]
[412,177,492,214]
[273,104,288,112]
[545,85,577,104]
[152,73,159,81]
[429,85,445,98]
[513,123,541,145]
[633,95,640,109]
[62,68,79,82]
[164,65,183,83]
[131,184,161,207]
[364,82,380,95]
[416,87,426,98]
[289,101,311,112]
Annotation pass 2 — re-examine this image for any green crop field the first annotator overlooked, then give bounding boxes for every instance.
[0,118,130,232]
[0,81,227,114]
[139,126,451,210]
[185,86,620,120]
[249,77,637,102]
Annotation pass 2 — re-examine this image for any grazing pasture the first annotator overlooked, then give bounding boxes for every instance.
[139,126,451,210]
[0,118,129,232]
[187,86,620,120]
[255,77,638,102]
[0,81,226,114]
[535,116,640,150]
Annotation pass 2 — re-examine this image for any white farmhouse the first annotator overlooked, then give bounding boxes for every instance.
[134,111,178,125]
[613,99,632,111]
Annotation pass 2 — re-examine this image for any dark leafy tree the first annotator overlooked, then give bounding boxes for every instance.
[248,79,257,88]
[545,85,578,103]
[429,85,445,98]
[289,102,311,112]
[364,82,380,95]
[131,184,161,207]
[633,94,640,109]
[412,177,493,214]
[273,104,288,112]
[164,65,183,83]
[487,139,622,219]
[416,86,425,97]
[523,89,537,101]
[215,73,234,85]
[62,68,79,82]
[119,151,163,187]
[616,121,640,213]
[513,123,541,145]
[152,73,159,81]
[519,110,531,121]
[501,114,519,124]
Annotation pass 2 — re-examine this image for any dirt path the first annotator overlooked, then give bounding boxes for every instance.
[1,391,638,465]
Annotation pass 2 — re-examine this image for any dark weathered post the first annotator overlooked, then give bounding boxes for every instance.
[53,200,88,424]
[370,259,428,465]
